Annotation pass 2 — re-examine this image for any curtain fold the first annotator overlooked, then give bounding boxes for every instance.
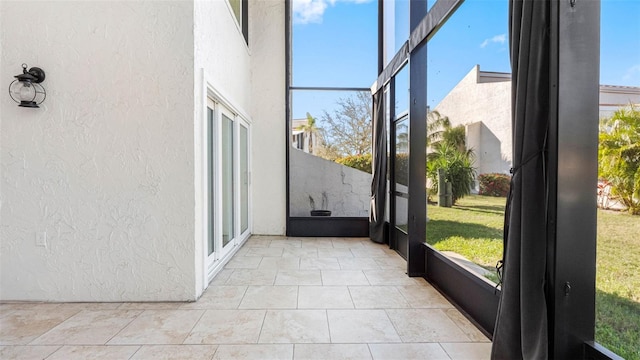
[491,0,552,358]
[369,90,387,244]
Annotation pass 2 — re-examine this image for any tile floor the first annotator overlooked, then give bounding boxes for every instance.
[0,236,491,359]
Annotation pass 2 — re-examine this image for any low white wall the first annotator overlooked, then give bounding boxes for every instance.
[0,1,195,302]
[290,149,371,217]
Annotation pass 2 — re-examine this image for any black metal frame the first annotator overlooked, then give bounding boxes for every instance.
[377,0,617,358]
[285,0,375,237]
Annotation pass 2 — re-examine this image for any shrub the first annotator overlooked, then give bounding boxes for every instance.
[478,173,511,197]
[335,153,372,173]
[426,144,476,204]
[599,104,640,215]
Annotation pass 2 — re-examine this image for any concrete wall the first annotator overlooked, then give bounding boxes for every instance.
[435,65,514,175]
[0,1,196,301]
[290,149,370,217]
[250,0,287,235]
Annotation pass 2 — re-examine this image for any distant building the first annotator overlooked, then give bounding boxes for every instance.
[435,65,640,180]
[291,118,319,154]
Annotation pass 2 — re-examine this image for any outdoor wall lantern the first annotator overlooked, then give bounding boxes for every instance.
[9,63,46,108]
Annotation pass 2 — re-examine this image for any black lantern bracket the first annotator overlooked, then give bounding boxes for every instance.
[8,63,47,108]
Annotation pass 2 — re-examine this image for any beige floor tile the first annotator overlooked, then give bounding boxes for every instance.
[213,344,293,359]
[441,342,492,359]
[184,310,265,344]
[318,248,354,258]
[348,286,410,309]
[298,286,354,309]
[55,303,123,311]
[0,309,79,345]
[0,303,63,311]
[31,310,141,345]
[224,256,263,269]
[321,270,370,286]
[239,286,298,309]
[396,285,453,308]
[270,239,302,248]
[349,247,389,258]
[301,238,334,248]
[338,258,381,270]
[244,248,284,257]
[117,302,183,310]
[300,258,341,270]
[275,270,322,285]
[243,239,272,248]
[294,344,372,359]
[374,257,406,269]
[259,257,301,270]
[46,345,139,359]
[286,237,313,241]
[283,248,319,258]
[108,310,204,345]
[259,310,330,343]
[363,270,424,286]
[368,343,450,360]
[327,310,401,343]
[443,309,490,342]
[331,239,364,248]
[225,269,277,286]
[0,345,60,360]
[210,269,234,285]
[131,345,218,360]
[180,286,247,310]
[386,309,469,342]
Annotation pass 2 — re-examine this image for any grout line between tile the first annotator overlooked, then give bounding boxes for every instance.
[126,345,143,360]
[180,309,207,344]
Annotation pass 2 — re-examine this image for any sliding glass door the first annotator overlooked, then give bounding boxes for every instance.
[205,98,251,281]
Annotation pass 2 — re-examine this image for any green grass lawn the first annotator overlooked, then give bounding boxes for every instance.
[426,195,640,360]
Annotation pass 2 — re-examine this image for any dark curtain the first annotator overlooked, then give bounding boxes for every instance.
[369,90,387,244]
[491,0,552,358]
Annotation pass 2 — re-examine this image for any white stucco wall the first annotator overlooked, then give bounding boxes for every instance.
[192,0,255,294]
[250,0,287,235]
[0,1,196,301]
[437,66,640,177]
[290,149,370,217]
[599,85,640,118]
[434,65,513,175]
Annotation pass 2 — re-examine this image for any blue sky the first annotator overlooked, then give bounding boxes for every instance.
[292,0,640,120]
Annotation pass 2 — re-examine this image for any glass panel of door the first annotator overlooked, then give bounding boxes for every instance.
[222,112,235,248]
[240,124,249,234]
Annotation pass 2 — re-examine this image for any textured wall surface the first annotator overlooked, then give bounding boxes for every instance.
[249,0,287,234]
[0,1,196,301]
[290,149,371,217]
[434,65,513,175]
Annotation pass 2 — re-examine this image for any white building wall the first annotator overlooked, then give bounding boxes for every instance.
[0,1,196,301]
[192,0,255,295]
[434,65,513,175]
[250,0,287,235]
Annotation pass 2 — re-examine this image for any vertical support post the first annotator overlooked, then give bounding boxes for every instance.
[407,0,428,277]
[548,0,600,357]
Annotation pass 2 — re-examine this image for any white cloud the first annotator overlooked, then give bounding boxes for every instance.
[480,33,507,48]
[623,64,640,81]
[293,0,373,25]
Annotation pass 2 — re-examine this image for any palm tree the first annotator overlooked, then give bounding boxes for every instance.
[426,110,476,204]
[427,110,451,149]
[300,112,319,154]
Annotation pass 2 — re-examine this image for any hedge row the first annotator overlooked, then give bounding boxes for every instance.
[478,173,511,197]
